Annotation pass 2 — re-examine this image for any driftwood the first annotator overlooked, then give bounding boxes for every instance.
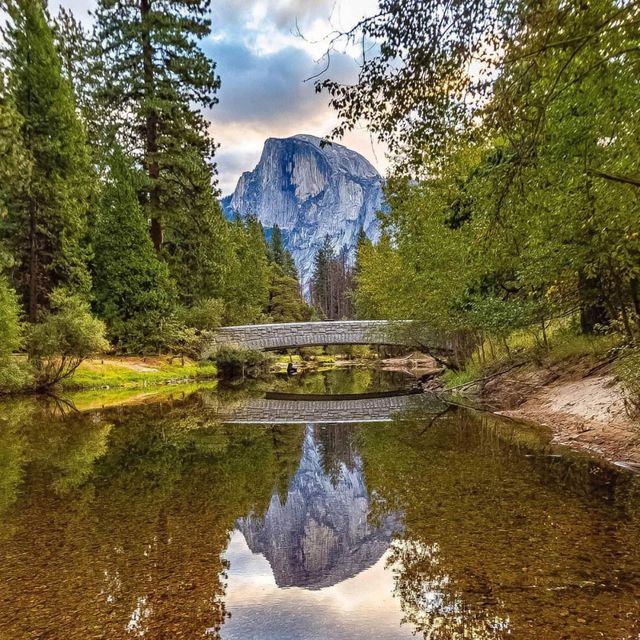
[445,360,528,392]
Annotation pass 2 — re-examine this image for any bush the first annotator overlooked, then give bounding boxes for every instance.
[212,346,272,379]
[27,290,109,388]
[0,358,32,393]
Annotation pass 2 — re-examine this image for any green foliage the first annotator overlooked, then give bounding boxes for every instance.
[27,290,109,388]
[93,0,223,284]
[264,224,310,322]
[0,272,31,393]
[335,0,640,363]
[92,149,175,352]
[266,272,311,323]
[224,215,270,324]
[310,235,354,319]
[354,231,405,320]
[212,346,273,379]
[0,273,22,358]
[179,298,224,332]
[1,0,94,321]
[0,76,31,224]
[268,224,297,278]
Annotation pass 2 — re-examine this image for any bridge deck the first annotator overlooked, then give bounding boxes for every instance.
[205,320,451,354]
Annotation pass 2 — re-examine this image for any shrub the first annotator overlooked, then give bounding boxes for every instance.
[212,346,272,379]
[27,290,109,388]
[0,358,32,393]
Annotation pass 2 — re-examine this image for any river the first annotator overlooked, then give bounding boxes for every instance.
[1,368,639,639]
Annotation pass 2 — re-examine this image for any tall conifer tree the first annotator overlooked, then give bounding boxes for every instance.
[92,150,175,350]
[1,0,93,321]
[93,0,229,303]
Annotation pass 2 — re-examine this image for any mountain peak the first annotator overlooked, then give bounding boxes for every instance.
[223,135,384,292]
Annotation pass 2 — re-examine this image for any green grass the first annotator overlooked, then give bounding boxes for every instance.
[442,361,483,389]
[541,330,620,365]
[61,357,218,390]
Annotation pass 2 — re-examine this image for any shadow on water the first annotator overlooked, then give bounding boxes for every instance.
[1,368,640,638]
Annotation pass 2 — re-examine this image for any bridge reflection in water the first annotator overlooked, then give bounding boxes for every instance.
[218,383,446,637]
[213,390,446,424]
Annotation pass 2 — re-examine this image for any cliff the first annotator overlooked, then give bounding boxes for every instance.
[222,134,384,291]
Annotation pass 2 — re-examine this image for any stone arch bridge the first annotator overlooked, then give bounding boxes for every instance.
[205,320,450,355]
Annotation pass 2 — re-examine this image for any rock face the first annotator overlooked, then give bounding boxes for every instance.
[221,134,384,291]
[237,426,400,590]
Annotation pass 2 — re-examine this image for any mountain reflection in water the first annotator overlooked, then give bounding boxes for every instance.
[237,425,401,589]
[1,369,640,639]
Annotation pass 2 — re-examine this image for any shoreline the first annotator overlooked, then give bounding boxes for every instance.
[465,360,640,470]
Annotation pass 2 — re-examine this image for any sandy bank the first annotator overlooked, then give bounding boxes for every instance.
[481,362,640,469]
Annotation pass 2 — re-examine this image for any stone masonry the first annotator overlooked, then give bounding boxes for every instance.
[205,320,413,354]
[215,393,443,424]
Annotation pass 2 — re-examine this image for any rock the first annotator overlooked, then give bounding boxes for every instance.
[221,134,384,294]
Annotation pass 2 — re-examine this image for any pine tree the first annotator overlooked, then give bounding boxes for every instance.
[264,225,309,322]
[266,271,311,323]
[92,150,175,351]
[311,236,335,319]
[1,0,93,321]
[93,0,221,256]
[161,150,233,306]
[268,224,297,278]
[0,74,31,232]
[224,215,270,324]
[310,237,356,319]
[52,7,102,141]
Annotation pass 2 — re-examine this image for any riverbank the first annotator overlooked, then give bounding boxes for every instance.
[60,356,217,391]
[447,349,640,469]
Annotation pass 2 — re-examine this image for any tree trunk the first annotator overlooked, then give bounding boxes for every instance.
[579,271,609,334]
[28,201,38,322]
[140,0,161,252]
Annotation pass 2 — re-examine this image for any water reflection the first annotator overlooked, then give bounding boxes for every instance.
[238,425,400,589]
[1,370,640,639]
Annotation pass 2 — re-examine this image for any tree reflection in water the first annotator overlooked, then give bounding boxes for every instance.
[0,391,306,639]
[359,410,640,639]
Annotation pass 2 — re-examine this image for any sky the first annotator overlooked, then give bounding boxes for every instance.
[52,0,387,195]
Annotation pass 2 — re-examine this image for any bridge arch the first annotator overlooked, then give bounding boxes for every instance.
[205,320,419,355]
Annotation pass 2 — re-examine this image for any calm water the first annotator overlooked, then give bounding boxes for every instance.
[1,368,640,639]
